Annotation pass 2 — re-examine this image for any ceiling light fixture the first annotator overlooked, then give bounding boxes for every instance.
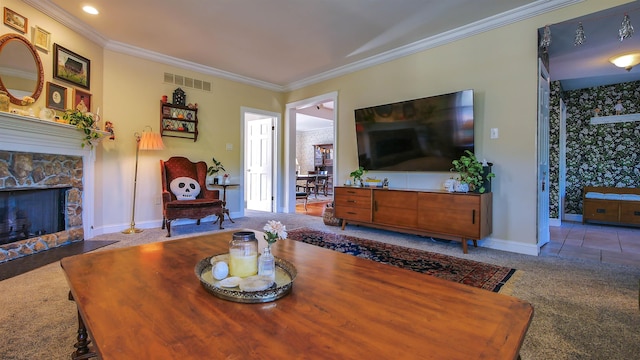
[82,6,99,15]
[609,52,640,71]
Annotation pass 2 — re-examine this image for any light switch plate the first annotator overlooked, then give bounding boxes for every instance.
[490,128,499,139]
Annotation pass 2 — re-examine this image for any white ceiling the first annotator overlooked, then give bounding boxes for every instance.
[26,1,638,92]
[543,1,640,90]
[31,0,543,90]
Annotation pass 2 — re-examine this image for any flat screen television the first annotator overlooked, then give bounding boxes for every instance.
[354,89,474,172]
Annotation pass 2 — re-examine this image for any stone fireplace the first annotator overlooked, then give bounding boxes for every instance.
[0,112,100,263]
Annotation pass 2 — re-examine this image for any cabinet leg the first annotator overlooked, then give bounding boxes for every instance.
[473,240,478,248]
[462,239,468,254]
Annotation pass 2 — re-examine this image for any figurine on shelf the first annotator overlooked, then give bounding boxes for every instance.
[104,121,115,140]
[614,101,624,115]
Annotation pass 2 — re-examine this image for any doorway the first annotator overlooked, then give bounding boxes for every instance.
[284,92,338,214]
[242,108,280,213]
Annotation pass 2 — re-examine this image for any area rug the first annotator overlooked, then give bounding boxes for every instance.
[287,228,517,292]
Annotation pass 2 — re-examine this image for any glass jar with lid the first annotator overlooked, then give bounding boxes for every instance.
[228,231,258,277]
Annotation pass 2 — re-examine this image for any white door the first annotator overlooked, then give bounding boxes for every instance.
[537,59,551,251]
[245,115,274,212]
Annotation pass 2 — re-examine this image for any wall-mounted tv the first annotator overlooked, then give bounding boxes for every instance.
[354,89,474,172]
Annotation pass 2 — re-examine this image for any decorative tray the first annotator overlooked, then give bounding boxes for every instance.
[195,253,297,303]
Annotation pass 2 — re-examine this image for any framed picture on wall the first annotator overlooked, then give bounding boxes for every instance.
[3,7,27,33]
[32,26,51,51]
[53,44,90,90]
[46,82,67,111]
[73,89,91,113]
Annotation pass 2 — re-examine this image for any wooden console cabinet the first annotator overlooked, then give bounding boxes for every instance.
[335,187,492,253]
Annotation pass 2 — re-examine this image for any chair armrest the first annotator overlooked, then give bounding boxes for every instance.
[162,190,172,204]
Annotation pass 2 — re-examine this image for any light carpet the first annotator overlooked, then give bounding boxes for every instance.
[0,210,639,359]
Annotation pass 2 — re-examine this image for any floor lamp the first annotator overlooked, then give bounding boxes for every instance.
[122,127,165,234]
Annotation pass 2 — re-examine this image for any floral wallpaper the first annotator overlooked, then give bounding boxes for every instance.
[549,80,562,218]
[557,81,640,216]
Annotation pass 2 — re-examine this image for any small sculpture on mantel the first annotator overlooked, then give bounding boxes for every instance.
[614,101,624,115]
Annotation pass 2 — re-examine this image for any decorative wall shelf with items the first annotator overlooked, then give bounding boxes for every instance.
[160,101,199,141]
[590,114,640,125]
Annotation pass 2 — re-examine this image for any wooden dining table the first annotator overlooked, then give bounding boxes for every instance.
[61,229,533,360]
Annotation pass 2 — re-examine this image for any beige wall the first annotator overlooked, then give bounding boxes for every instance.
[284,0,631,253]
[6,0,631,251]
[97,51,283,230]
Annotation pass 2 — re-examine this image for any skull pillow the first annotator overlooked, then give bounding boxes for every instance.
[169,177,201,200]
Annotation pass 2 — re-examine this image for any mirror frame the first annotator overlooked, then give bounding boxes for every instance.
[0,33,44,105]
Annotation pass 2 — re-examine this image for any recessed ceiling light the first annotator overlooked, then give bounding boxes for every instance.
[82,6,99,15]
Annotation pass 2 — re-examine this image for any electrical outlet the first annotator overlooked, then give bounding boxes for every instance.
[226,143,233,151]
[490,128,499,139]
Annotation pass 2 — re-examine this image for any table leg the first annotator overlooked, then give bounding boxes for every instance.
[68,291,97,359]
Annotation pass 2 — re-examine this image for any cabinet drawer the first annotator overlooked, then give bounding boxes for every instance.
[335,206,371,223]
[619,202,640,224]
[335,187,371,209]
[583,200,619,222]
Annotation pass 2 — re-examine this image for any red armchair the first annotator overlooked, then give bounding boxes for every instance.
[160,156,224,237]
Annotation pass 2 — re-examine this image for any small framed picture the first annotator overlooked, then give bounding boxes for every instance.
[53,44,91,90]
[46,82,67,111]
[4,7,27,33]
[32,26,51,51]
[73,89,91,113]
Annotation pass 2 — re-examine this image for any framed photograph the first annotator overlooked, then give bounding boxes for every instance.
[53,44,90,90]
[32,26,51,51]
[73,89,91,113]
[3,7,27,33]
[46,82,67,111]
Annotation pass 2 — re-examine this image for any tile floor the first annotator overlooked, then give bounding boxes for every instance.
[541,221,640,267]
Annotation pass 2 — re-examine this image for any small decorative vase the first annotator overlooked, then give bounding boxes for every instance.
[258,244,276,281]
[0,91,9,112]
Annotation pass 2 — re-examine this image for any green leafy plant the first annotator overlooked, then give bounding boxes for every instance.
[450,150,495,193]
[349,166,367,182]
[207,157,226,176]
[63,110,102,148]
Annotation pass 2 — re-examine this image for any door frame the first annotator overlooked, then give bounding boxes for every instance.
[537,58,551,252]
[241,107,281,214]
[284,91,338,213]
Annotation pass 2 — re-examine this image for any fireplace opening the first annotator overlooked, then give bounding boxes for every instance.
[0,187,70,245]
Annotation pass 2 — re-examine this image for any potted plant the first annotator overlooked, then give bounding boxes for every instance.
[207,157,226,184]
[349,166,367,187]
[450,150,495,193]
[63,109,102,149]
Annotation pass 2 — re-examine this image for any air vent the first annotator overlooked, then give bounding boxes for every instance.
[163,72,212,92]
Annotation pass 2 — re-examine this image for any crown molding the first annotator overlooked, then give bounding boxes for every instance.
[23,0,109,46]
[104,41,285,92]
[25,0,582,93]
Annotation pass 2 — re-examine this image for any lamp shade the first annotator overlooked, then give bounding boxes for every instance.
[609,52,640,71]
[139,131,165,150]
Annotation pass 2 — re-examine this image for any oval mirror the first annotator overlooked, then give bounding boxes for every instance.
[0,33,44,105]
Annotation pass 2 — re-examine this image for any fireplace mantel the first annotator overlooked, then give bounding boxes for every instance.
[0,112,106,239]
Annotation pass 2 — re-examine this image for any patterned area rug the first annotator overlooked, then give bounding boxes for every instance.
[287,228,517,293]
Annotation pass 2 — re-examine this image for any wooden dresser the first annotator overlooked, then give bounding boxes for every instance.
[334,186,492,253]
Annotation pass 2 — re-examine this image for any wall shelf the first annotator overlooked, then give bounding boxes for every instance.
[590,114,640,125]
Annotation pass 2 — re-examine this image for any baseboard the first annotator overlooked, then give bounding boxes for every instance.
[478,237,539,256]
[563,214,582,222]
[91,212,243,238]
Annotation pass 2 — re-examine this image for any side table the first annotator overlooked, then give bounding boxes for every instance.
[210,183,239,224]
